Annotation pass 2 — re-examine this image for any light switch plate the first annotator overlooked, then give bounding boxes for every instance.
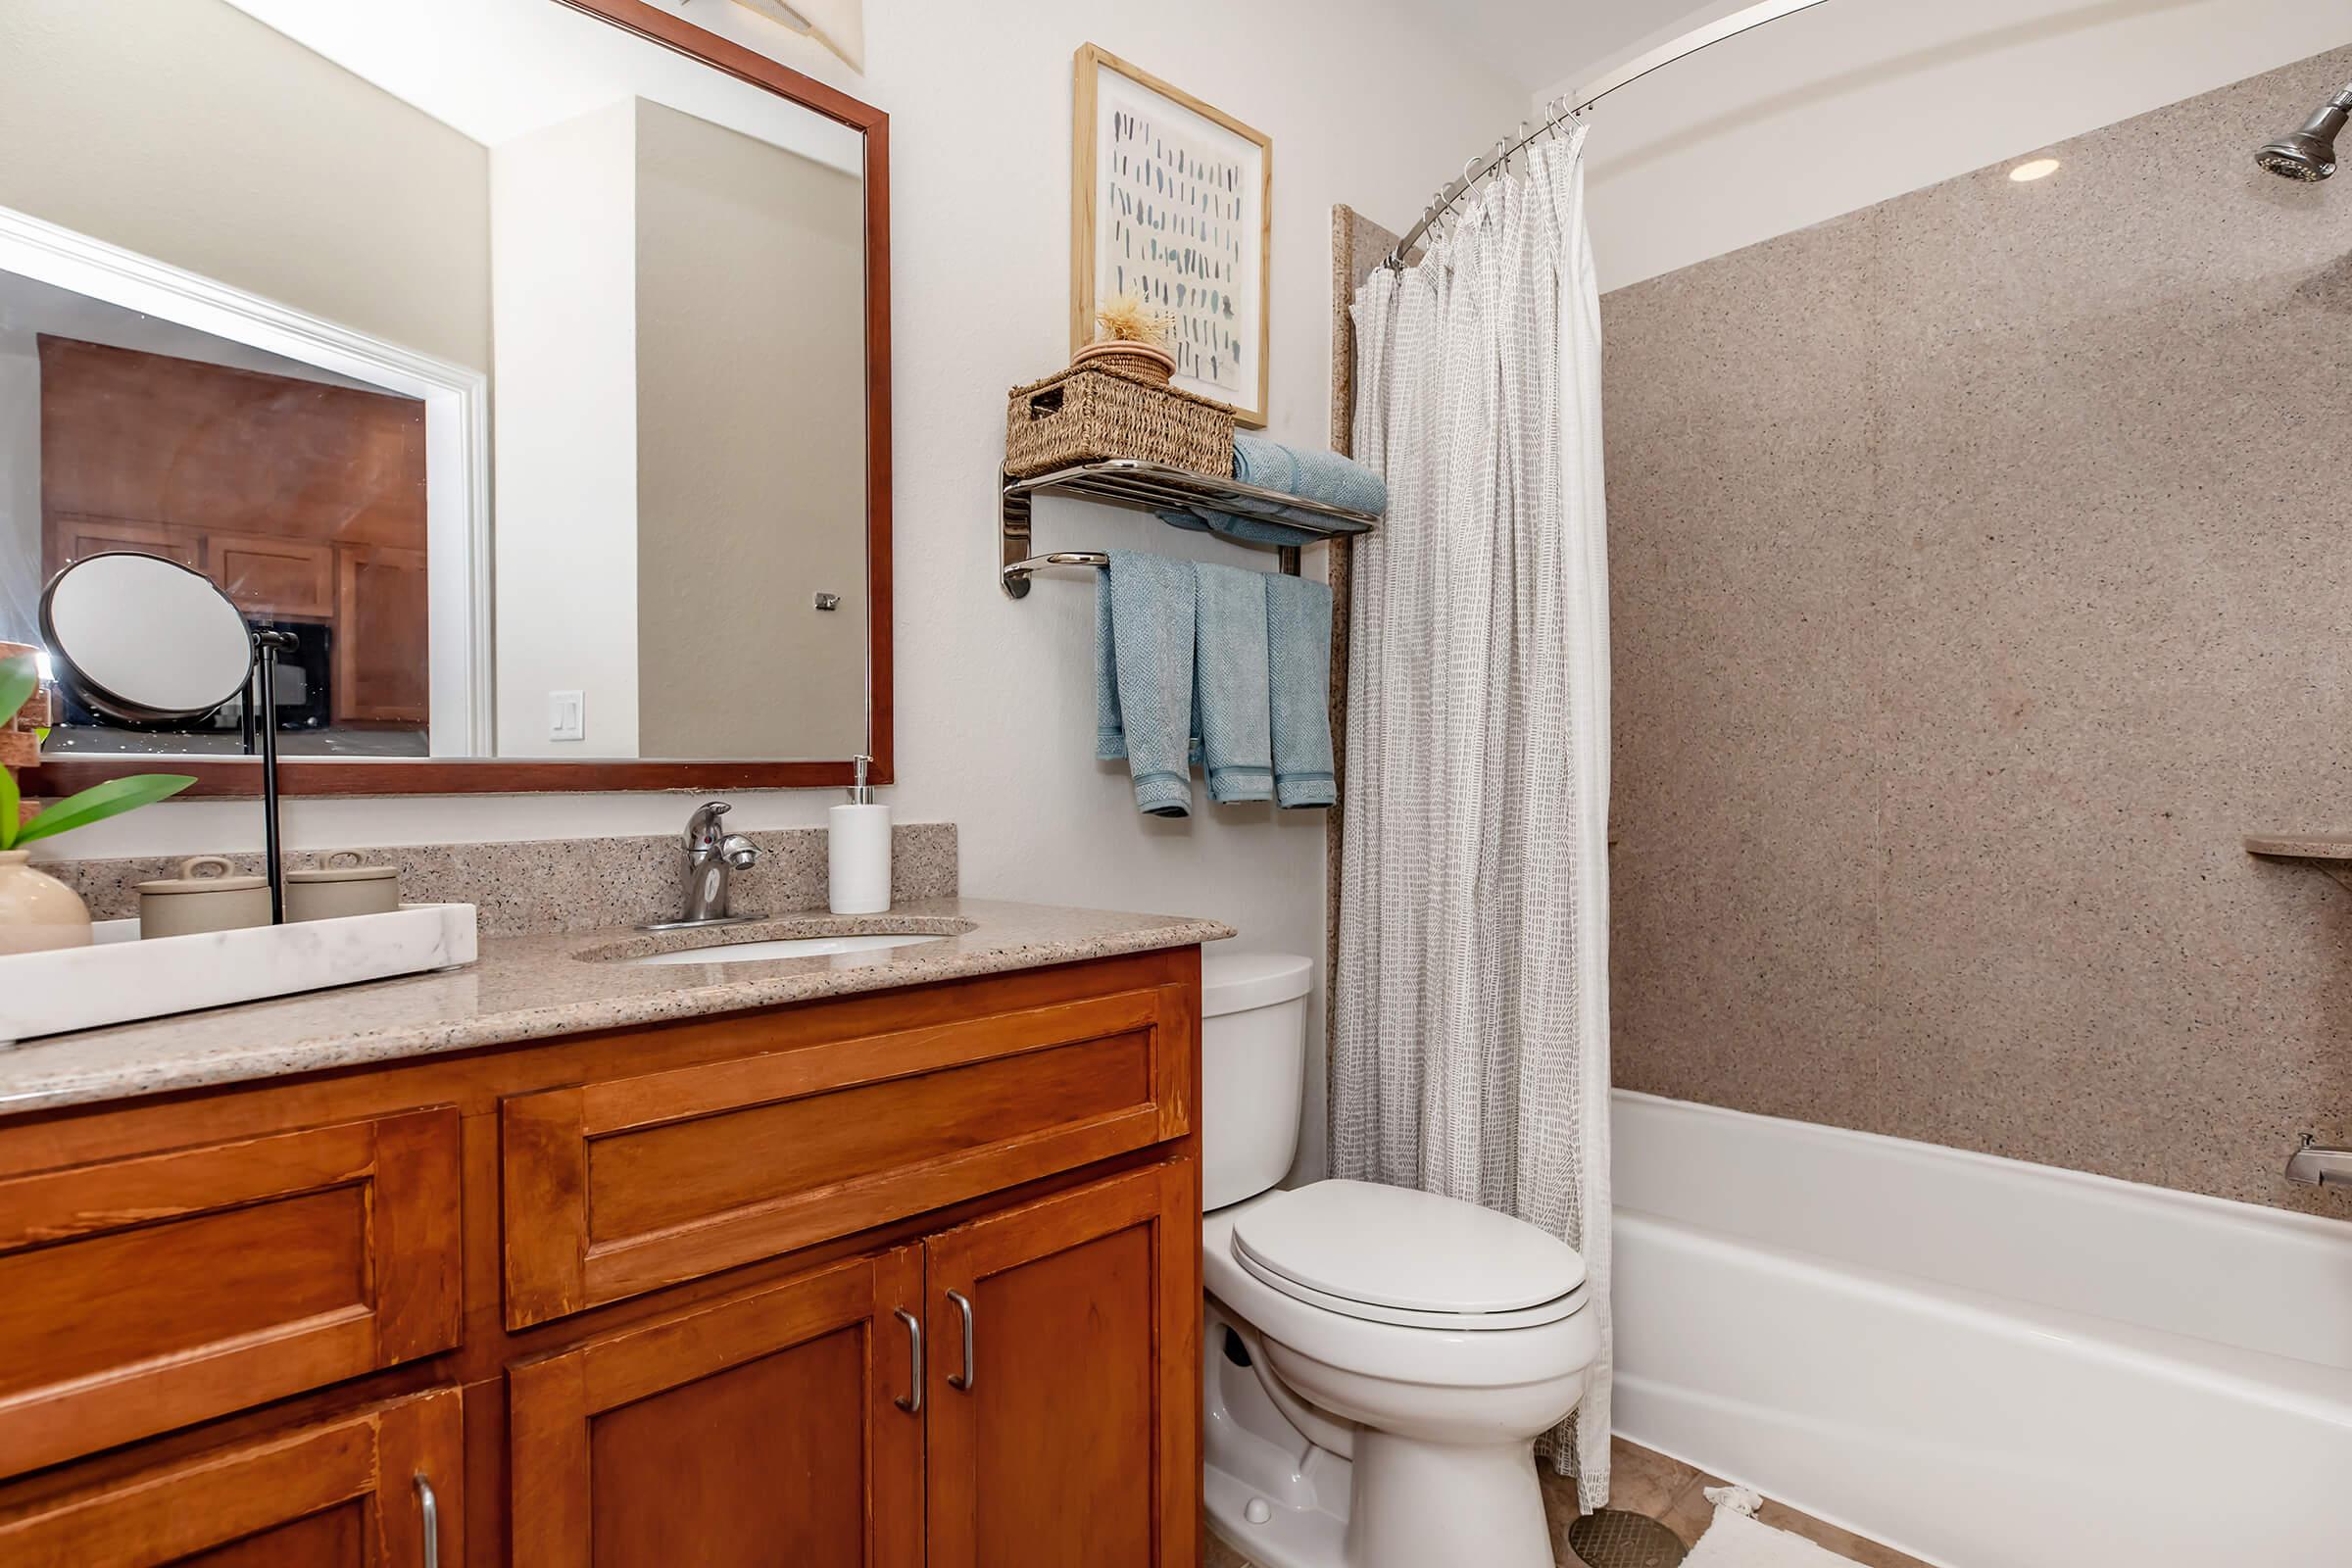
[548,690,585,742]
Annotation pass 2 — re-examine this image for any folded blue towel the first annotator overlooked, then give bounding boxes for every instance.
[1158,435,1388,546]
[1193,564,1273,803]
[1264,573,1335,808]
[1234,433,1387,516]
[1096,551,1198,816]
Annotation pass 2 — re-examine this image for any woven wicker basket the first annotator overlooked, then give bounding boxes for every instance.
[1004,364,1233,480]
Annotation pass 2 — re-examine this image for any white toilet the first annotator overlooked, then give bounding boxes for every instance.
[1200,953,1599,1568]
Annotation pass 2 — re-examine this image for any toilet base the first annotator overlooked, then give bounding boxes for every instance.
[1205,1431,1554,1568]
[1345,1430,1553,1568]
[1203,1303,1560,1568]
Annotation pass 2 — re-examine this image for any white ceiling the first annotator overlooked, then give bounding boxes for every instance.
[1370,0,1740,97]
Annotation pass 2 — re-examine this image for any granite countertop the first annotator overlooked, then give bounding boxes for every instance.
[0,898,1234,1116]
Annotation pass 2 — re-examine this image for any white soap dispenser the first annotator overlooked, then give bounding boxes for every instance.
[828,754,891,914]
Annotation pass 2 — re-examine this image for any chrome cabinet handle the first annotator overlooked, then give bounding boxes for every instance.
[946,1290,975,1393]
[415,1474,440,1568]
[893,1308,922,1414]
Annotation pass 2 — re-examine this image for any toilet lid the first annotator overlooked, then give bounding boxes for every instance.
[1230,1180,1588,1330]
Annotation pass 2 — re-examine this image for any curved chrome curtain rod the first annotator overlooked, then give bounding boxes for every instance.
[1385,0,1831,269]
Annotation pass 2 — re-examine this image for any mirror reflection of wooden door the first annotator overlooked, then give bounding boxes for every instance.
[207,533,336,620]
[36,335,428,732]
[50,515,201,572]
[335,545,428,725]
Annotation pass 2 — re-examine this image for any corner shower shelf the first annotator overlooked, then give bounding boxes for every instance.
[2243,833,2352,892]
[999,460,1378,599]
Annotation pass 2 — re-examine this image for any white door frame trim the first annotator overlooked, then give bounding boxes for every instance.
[0,203,494,754]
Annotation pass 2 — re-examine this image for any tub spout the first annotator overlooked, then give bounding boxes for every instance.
[2286,1134,2352,1189]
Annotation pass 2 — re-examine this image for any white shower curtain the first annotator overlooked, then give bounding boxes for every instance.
[1337,127,1613,1510]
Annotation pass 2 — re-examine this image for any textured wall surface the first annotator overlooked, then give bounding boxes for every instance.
[49,822,956,937]
[1602,47,2352,1216]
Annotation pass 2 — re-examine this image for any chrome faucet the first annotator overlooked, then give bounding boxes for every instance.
[641,800,761,931]
[2287,1134,2352,1190]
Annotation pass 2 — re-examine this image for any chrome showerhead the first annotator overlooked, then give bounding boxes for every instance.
[2257,85,2352,180]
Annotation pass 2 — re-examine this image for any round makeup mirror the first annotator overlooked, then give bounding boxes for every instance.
[39,552,253,722]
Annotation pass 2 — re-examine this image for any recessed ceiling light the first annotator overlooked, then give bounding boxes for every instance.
[2009,158,2062,182]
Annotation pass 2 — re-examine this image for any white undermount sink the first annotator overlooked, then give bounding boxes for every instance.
[618,932,944,966]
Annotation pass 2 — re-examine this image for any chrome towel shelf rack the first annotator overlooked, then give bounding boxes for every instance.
[1000,459,1378,598]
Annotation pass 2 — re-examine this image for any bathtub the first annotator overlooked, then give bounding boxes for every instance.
[1611,1091,2352,1567]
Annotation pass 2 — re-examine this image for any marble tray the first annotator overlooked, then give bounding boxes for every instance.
[1,904,478,1045]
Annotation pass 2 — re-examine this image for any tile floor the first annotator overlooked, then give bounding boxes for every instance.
[1204,1437,1935,1568]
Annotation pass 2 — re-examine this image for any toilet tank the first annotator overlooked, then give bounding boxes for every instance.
[1200,952,1314,1211]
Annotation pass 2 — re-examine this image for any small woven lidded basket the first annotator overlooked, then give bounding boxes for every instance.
[1004,363,1234,480]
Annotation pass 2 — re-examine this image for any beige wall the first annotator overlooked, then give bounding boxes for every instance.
[1602,47,2352,1217]
[490,101,642,759]
[632,100,868,760]
[0,0,490,370]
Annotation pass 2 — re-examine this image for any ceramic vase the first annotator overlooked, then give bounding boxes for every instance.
[0,850,94,956]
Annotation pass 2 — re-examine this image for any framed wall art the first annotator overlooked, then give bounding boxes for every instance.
[1072,44,1271,427]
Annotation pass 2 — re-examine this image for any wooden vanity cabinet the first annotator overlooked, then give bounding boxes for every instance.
[0,947,1204,1567]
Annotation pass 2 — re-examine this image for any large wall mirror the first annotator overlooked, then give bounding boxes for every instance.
[0,0,890,795]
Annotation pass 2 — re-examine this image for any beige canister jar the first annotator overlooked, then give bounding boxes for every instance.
[0,850,94,955]
[137,855,270,939]
[285,852,400,923]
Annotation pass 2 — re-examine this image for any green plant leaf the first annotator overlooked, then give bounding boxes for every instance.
[14,773,196,846]
[0,761,17,853]
[0,654,34,728]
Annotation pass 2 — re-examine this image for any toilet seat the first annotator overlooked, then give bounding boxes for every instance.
[1230,1180,1589,1332]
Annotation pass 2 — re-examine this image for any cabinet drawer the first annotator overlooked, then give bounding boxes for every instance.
[0,1386,462,1566]
[0,1108,462,1477]
[503,985,1191,1327]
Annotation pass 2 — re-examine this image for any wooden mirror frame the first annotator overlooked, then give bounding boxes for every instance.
[24,0,891,799]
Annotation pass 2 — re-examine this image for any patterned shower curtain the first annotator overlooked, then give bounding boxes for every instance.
[1337,126,1613,1511]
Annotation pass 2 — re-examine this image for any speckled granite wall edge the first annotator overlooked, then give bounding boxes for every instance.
[40,821,957,937]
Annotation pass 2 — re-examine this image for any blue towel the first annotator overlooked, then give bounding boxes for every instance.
[1264,573,1335,808]
[1234,433,1388,515]
[1193,564,1272,803]
[1158,435,1388,546]
[1095,550,1197,815]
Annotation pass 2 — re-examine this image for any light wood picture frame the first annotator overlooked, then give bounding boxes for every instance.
[1072,44,1271,428]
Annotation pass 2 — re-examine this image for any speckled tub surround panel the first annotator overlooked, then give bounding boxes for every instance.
[36,821,957,936]
[1601,46,2352,1217]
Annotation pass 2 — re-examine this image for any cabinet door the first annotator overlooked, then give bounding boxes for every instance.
[0,1386,461,1566]
[49,514,201,575]
[509,1248,923,1567]
[206,531,335,618]
[924,1162,1200,1568]
[334,544,428,724]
